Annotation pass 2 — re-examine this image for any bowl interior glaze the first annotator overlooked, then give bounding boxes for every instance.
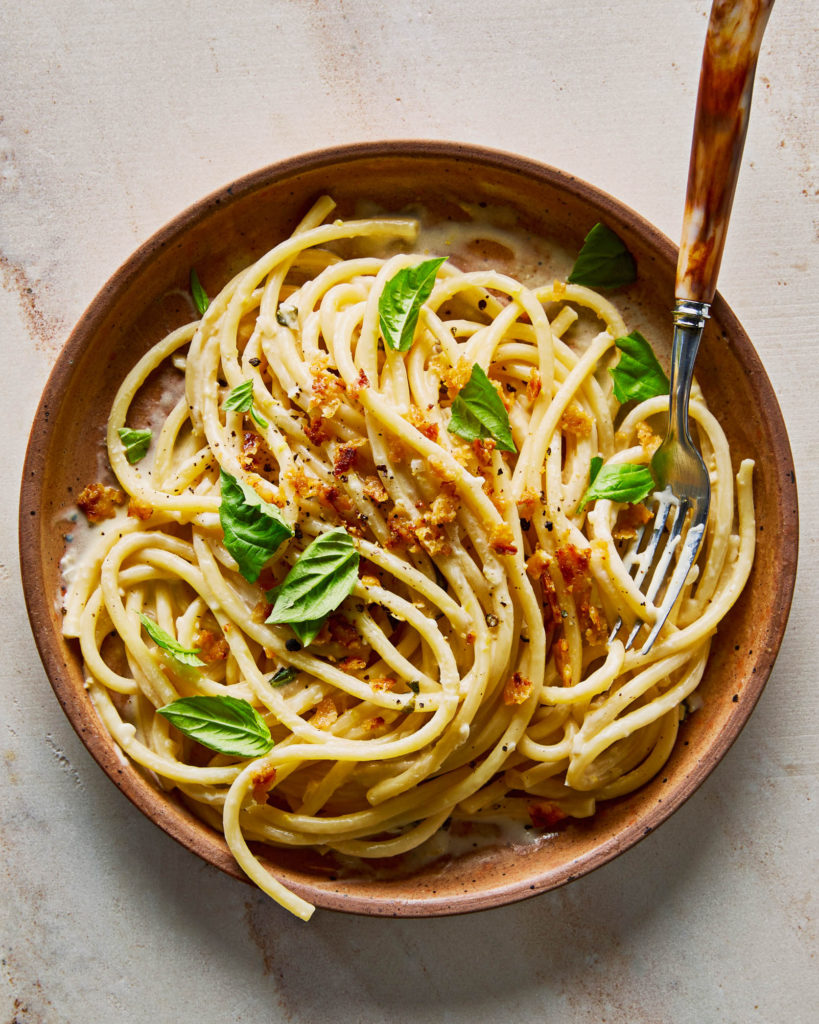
[19,142,798,916]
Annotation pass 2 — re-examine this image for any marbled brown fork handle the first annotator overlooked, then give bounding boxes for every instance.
[613,0,774,654]
[677,0,774,303]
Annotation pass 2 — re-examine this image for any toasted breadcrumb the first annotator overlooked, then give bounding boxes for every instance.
[406,404,439,441]
[77,483,125,523]
[195,629,229,663]
[582,603,608,646]
[516,487,540,516]
[304,414,331,446]
[415,521,450,557]
[428,455,458,484]
[311,368,345,418]
[287,466,320,499]
[429,486,459,527]
[438,356,472,396]
[327,615,363,651]
[553,635,572,686]
[613,502,652,540]
[526,547,550,580]
[559,403,593,438]
[636,420,662,456]
[528,801,568,829]
[556,544,591,591]
[386,508,419,551]
[362,474,389,504]
[371,676,398,692]
[490,522,518,555]
[311,697,338,730]
[473,437,496,472]
[349,368,370,399]
[338,656,368,672]
[491,376,514,412]
[333,439,365,478]
[127,498,153,520]
[555,544,608,646]
[526,368,542,403]
[317,483,354,518]
[503,671,534,705]
[251,765,277,805]
[239,431,268,473]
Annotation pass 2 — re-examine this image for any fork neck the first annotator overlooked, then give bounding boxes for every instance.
[669,298,710,442]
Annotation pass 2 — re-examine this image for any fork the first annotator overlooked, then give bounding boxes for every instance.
[613,0,774,654]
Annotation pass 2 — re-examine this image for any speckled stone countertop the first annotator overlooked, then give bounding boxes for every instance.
[2,2,816,1022]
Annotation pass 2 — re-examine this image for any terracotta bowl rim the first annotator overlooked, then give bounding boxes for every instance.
[18,139,799,916]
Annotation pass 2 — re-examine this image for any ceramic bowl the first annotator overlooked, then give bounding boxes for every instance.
[19,141,798,916]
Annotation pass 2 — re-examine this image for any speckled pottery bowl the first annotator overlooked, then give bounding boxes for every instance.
[19,142,798,916]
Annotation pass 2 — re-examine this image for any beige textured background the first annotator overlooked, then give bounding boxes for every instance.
[2,2,816,1022]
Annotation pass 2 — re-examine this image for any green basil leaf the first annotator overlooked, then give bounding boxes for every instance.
[589,455,603,487]
[567,223,637,290]
[270,666,298,687]
[139,613,205,667]
[190,268,210,315]
[117,427,152,465]
[267,528,359,626]
[223,379,269,429]
[379,257,446,353]
[578,463,655,511]
[158,695,273,757]
[609,331,670,404]
[290,617,326,647]
[219,470,293,582]
[447,363,516,452]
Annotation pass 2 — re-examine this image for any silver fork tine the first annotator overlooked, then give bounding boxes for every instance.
[624,497,689,651]
[608,499,673,644]
[639,502,708,653]
[630,500,673,590]
[639,498,690,606]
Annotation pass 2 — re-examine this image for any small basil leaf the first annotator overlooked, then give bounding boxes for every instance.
[158,695,273,757]
[267,528,359,626]
[379,257,446,353]
[290,617,326,647]
[117,427,152,465]
[219,470,293,583]
[447,363,516,452]
[578,463,655,511]
[589,455,603,487]
[609,331,670,404]
[223,379,269,429]
[139,613,205,667]
[190,268,210,315]
[567,223,637,290]
[270,666,298,687]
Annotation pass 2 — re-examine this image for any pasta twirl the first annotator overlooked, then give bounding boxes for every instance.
[63,198,755,920]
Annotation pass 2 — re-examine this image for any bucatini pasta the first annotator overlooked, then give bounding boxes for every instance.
[62,197,754,920]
